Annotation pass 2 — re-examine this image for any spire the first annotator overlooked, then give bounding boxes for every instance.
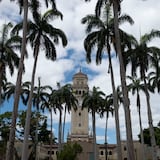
[79,65,82,73]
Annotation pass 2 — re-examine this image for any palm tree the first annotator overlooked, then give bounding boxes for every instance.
[4,81,32,106]
[60,84,78,143]
[125,30,160,160]
[6,0,29,159]
[81,3,134,159]
[49,86,64,152]
[6,1,58,159]
[111,1,136,159]
[41,87,57,160]
[148,52,160,93]
[99,94,114,160]
[12,5,67,159]
[82,86,105,160]
[0,22,21,104]
[83,1,136,159]
[127,75,146,160]
[31,77,52,160]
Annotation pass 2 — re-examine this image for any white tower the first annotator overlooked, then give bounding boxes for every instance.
[68,70,92,142]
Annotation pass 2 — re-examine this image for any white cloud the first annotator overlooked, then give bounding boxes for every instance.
[1,0,160,144]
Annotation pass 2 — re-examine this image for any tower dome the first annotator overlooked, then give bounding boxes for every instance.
[73,70,88,80]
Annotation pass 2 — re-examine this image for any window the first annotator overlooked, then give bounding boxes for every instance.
[79,123,81,127]
[48,150,54,155]
[124,146,127,151]
[100,151,104,155]
[124,158,127,160]
[109,151,112,155]
[79,112,81,116]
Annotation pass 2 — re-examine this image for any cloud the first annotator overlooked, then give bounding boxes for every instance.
[1,0,160,144]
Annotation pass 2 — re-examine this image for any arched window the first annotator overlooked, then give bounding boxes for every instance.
[109,151,112,155]
[100,150,104,155]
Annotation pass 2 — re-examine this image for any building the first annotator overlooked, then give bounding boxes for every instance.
[67,70,92,142]
[13,70,160,160]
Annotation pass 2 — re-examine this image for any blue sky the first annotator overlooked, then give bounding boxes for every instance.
[0,0,160,145]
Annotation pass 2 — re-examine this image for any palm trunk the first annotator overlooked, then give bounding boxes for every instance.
[58,109,62,151]
[108,50,122,160]
[6,1,28,159]
[35,111,39,160]
[0,64,3,106]
[137,106,146,160]
[21,44,39,160]
[62,105,67,143]
[104,112,108,160]
[143,74,157,160]
[92,110,97,160]
[112,1,135,160]
[49,108,53,160]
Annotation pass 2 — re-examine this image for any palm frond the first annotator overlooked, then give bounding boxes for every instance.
[81,14,105,33]
[118,14,134,25]
[43,9,63,21]
[141,30,160,44]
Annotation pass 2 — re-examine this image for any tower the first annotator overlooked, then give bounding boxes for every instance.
[68,70,92,142]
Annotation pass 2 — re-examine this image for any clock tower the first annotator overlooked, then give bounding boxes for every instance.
[68,70,92,142]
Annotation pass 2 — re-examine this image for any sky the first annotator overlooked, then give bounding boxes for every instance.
[0,0,160,144]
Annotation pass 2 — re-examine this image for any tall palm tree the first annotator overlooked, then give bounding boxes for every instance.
[6,0,29,159]
[12,5,67,159]
[111,1,136,159]
[0,22,21,104]
[127,75,146,160]
[83,1,136,159]
[99,94,114,160]
[61,84,78,143]
[81,3,134,159]
[6,1,58,159]
[31,77,52,160]
[41,87,57,160]
[82,86,105,160]
[125,30,160,160]
[49,86,64,152]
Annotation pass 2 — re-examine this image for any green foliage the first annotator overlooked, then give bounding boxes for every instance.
[138,125,160,146]
[38,118,55,144]
[17,111,52,143]
[0,111,54,158]
[57,142,82,160]
[0,112,12,141]
[0,112,12,158]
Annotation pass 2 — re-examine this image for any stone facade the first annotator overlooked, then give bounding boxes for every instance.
[68,70,91,142]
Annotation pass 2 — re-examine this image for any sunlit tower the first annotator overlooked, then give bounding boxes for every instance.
[68,70,93,142]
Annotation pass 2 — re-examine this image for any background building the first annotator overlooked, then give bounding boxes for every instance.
[14,71,160,160]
